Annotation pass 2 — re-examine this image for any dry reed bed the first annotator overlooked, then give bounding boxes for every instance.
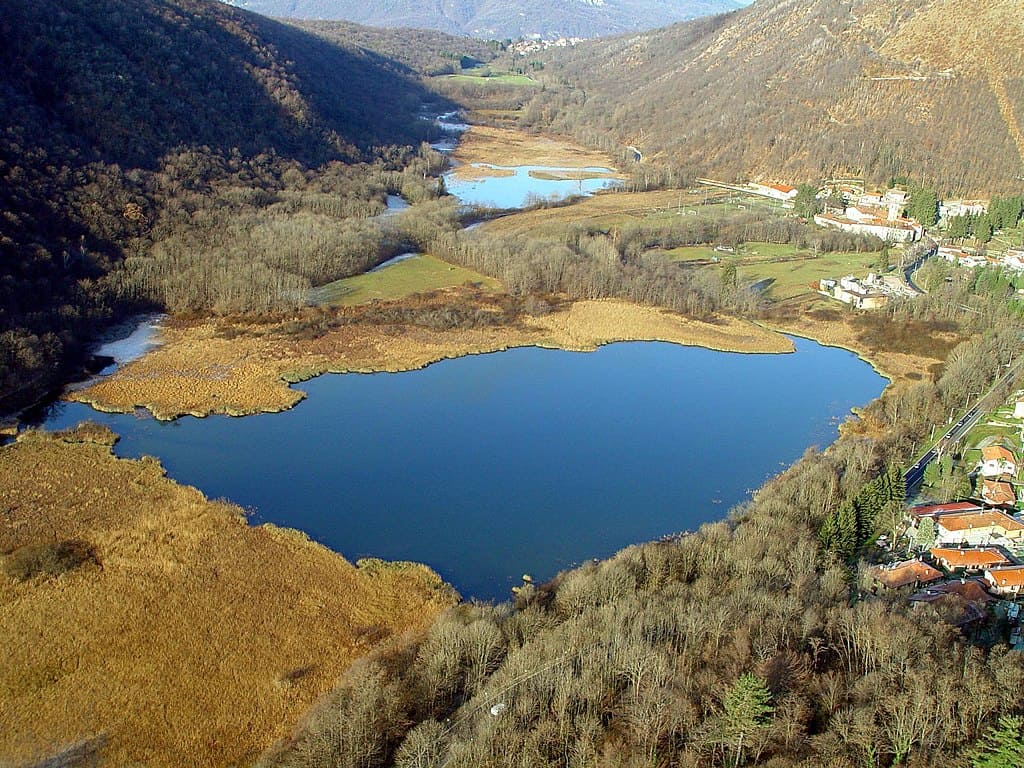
[0,427,455,767]
[451,124,622,175]
[70,297,793,421]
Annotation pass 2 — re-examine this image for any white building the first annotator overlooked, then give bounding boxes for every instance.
[940,200,989,219]
[983,565,1024,598]
[814,208,922,243]
[750,182,799,202]
[979,446,1017,478]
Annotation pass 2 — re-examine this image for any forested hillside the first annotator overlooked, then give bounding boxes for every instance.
[224,0,746,40]
[528,0,1024,194]
[261,318,1024,767]
[0,0,463,413]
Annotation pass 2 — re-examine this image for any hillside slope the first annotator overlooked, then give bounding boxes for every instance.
[0,0,452,413]
[224,0,747,40]
[535,0,1024,194]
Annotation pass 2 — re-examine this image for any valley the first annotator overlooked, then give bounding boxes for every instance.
[3,0,1024,766]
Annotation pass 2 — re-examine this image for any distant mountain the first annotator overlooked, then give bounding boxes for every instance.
[534,0,1024,194]
[222,0,748,40]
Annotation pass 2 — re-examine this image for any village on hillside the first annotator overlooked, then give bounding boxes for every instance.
[701,177,1024,310]
[869,391,1024,648]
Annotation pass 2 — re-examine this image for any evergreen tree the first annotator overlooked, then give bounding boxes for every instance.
[722,262,738,290]
[719,673,774,768]
[793,184,821,219]
[969,715,1024,768]
[914,516,936,550]
[875,245,890,273]
[976,215,993,243]
[834,503,860,560]
[948,215,971,240]
[909,186,938,227]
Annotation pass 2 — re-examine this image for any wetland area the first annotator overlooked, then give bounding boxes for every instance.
[29,118,888,598]
[3,116,898,767]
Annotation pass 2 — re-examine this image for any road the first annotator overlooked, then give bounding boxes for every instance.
[901,235,936,295]
[904,358,1024,492]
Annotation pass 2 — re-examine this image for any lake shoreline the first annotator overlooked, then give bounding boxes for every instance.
[0,425,456,767]
[68,296,794,421]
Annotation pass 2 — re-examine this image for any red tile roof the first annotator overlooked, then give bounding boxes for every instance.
[910,502,982,519]
[981,480,1017,506]
[929,547,1011,569]
[981,446,1016,464]
[910,578,995,604]
[984,566,1024,589]
[936,510,1024,533]
[872,560,944,589]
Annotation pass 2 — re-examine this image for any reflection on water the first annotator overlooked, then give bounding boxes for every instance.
[444,164,621,209]
[38,338,884,600]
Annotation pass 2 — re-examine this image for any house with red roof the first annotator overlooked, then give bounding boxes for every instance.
[983,565,1024,598]
[870,559,943,590]
[929,547,1011,573]
[910,502,983,520]
[979,446,1017,478]
[750,182,798,202]
[980,479,1017,508]
[935,510,1024,546]
[910,578,994,627]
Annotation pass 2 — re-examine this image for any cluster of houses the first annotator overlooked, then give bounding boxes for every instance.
[507,36,584,55]
[871,444,1024,636]
[816,273,916,309]
[938,244,1024,273]
[812,186,925,243]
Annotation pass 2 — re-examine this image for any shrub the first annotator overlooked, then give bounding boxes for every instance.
[2,540,99,581]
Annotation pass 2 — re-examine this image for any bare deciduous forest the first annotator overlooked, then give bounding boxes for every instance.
[0,0,478,411]
[259,324,1024,768]
[523,0,1024,197]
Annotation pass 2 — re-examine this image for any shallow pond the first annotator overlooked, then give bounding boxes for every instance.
[38,337,884,600]
[444,164,621,209]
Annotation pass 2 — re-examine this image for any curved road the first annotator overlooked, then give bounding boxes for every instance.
[905,358,1024,492]
[902,236,936,295]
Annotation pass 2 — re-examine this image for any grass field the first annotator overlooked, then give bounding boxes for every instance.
[738,250,882,300]
[440,68,538,86]
[481,190,705,236]
[310,255,501,306]
[961,404,1023,460]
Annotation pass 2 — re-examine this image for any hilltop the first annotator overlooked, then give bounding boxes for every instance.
[532,0,1024,194]
[222,0,747,40]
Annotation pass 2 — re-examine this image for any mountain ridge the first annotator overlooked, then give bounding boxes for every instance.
[532,0,1024,194]
[222,0,748,40]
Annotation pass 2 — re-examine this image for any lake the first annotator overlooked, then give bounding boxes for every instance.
[37,337,884,600]
[444,165,621,209]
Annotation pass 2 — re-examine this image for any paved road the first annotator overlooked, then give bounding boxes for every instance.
[905,359,1024,492]
[901,236,936,295]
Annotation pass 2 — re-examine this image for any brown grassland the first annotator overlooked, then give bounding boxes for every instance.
[0,426,455,768]
[479,189,707,236]
[766,302,957,386]
[69,293,792,420]
[450,124,621,177]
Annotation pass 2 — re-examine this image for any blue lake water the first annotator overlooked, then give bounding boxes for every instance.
[38,338,884,600]
[444,165,621,209]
